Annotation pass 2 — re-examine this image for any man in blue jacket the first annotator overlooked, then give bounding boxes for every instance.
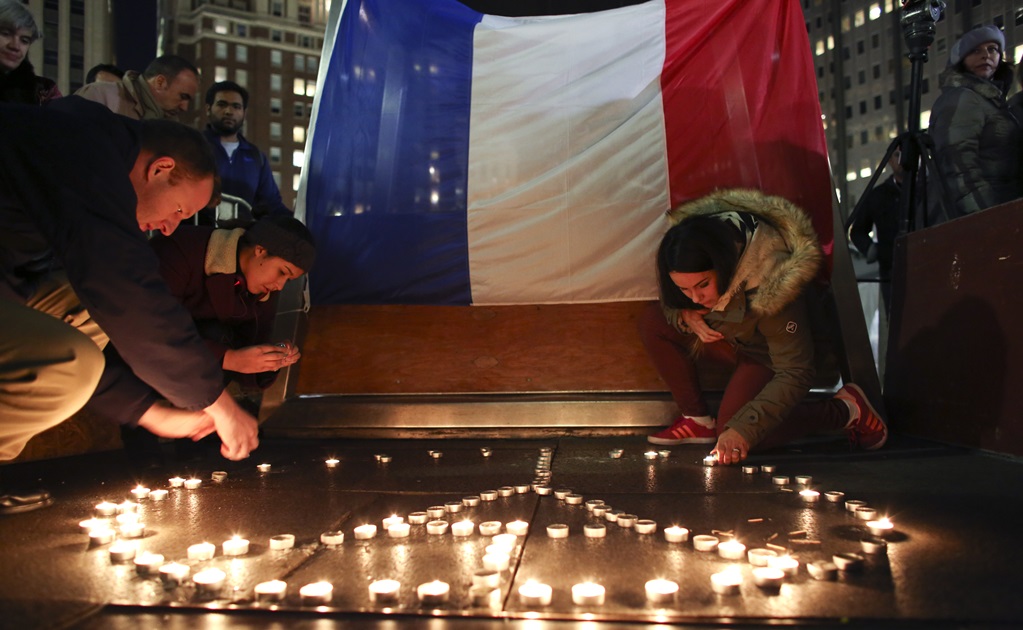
[0,99,260,512]
[200,80,290,226]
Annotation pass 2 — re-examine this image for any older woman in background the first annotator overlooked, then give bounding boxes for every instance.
[0,0,60,105]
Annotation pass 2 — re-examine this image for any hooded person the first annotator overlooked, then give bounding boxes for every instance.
[929,25,1022,221]
[637,189,887,465]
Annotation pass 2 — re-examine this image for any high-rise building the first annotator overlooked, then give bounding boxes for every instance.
[159,0,331,210]
[804,0,1023,210]
[20,0,115,95]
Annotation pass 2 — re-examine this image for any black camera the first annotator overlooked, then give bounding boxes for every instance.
[900,0,946,57]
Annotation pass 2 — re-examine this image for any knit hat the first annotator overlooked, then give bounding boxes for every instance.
[246,216,316,272]
[949,25,1005,67]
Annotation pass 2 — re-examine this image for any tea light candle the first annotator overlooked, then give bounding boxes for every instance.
[388,522,412,538]
[117,500,137,514]
[377,454,391,463]
[807,561,838,581]
[833,552,864,572]
[534,485,552,496]
[761,464,777,473]
[222,536,250,556]
[444,501,463,513]
[428,450,443,459]
[480,447,493,457]
[768,555,799,577]
[572,581,606,606]
[845,499,867,513]
[134,551,164,576]
[824,491,845,503]
[479,521,502,536]
[254,580,287,603]
[554,488,572,500]
[119,521,145,539]
[300,581,334,605]
[473,569,501,589]
[658,449,671,459]
[794,475,813,485]
[184,478,202,490]
[515,484,531,494]
[645,579,678,604]
[470,586,501,608]
[718,539,747,560]
[159,562,190,587]
[480,490,498,501]
[644,450,659,460]
[482,552,510,572]
[800,489,821,503]
[584,523,607,538]
[269,534,295,550]
[89,527,116,546]
[546,523,569,538]
[320,531,344,545]
[518,581,552,607]
[617,514,638,528]
[382,515,405,529]
[417,580,450,605]
[609,449,624,459]
[426,520,449,535]
[79,518,108,534]
[257,463,271,473]
[772,475,790,486]
[592,505,610,518]
[703,454,719,466]
[747,548,778,566]
[451,520,475,537]
[565,494,584,505]
[187,542,216,561]
[462,496,481,507]
[369,579,401,604]
[506,520,529,536]
[855,506,878,520]
[711,568,743,595]
[634,519,657,534]
[94,501,118,517]
[585,500,605,512]
[211,471,227,483]
[498,486,515,497]
[354,524,378,540]
[752,567,785,590]
[427,506,446,518]
[149,489,168,501]
[109,540,137,563]
[193,568,226,596]
[325,458,340,468]
[605,510,623,523]
[741,465,759,474]
[130,485,150,500]
[408,512,429,524]
[867,517,895,538]
[492,534,518,551]
[693,534,719,552]
[168,477,185,488]
[860,536,888,554]
[664,526,689,543]
[374,453,385,461]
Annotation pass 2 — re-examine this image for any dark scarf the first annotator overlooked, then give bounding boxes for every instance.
[0,60,56,105]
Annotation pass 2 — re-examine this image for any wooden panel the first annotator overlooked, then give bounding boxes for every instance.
[295,302,666,395]
[885,200,1023,456]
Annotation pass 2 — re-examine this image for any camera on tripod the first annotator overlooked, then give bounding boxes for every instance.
[900,0,946,57]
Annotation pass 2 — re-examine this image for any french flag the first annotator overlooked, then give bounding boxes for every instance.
[302,0,832,306]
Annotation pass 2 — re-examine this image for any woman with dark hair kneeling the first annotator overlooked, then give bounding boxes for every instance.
[638,189,886,465]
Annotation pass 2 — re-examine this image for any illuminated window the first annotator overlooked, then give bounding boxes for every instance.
[869,3,881,20]
[293,126,305,143]
[921,109,931,129]
[827,35,834,50]
[215,41,228,60]
[816,40,825,56]
[235,69,247,86]
[271,50,282,67]
[292,150,305,168]
[293,78,304,95]
[293,173,302,191]
[214,19,229,35]
[854,10,865,27]
[215,65,227,82]
[841,16,850,32]
[305,79,316,97]
[846,171,857,182]
[859,166,871,178]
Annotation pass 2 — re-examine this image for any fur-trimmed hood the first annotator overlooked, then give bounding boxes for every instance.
[666,188,822,317]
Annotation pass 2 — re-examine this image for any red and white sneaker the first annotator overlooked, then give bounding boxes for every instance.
[647,416,717,445]
[835,384,888,451]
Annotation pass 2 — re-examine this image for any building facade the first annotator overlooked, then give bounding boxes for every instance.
[20,0,115,95]
[159,0,331,210]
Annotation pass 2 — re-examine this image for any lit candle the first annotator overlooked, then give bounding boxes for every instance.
[211,471,227,483]
[546,523,569,538]
[584,523,607,538]
[300,581,333,605]
[108,540,137,563]
[408,512,429,525]
[482,552,510,572]
[658,450,671,459]
[616,514,638,529]
[845,499,867,513]
[855,506,878,520]
[589,505,608,519]
[867,517,895,538]
[429,450,443,459]
[761,464,777,473]
[79,518,108,534]
[479,521,502,536]
[320,531,344,545]
[747,548,778,566]
[609,449,624,459]
[718,539,747,560]
[554,488,572,500]
[752,567,785,590]
[534,485,552,496]
[794,475,813,486]
[254,579,287,603]
[572,581,606,606]
[585,500,605,512]
[498,486,515,497]
[644,450,659,460]
[168,477,185,488]
[860,536,888,554]
[741,465,759,474]
[518,580,553,607]
[824,491,845,503]
[183,478,202,490]
[645,579,678,604]
[222,536,250,556]
[269,534,295,550]
[116,512,140,525]
[369,579,401,604]
[444,501,463,513]
[193,568,226,596]
[807,560,838,581]
[462,495,481,507]
[565,494,583,505]
[426,506,446,518]
[451,520,475,537]
[703,454,719,467]
[354,524,378,540]
[604,510,623,523]
[711,568,743,595]
[257,463,271,473]
[149,489,168,501]
[832,552,864,572]
[417,580,450,606]
[89,527,116,546]
[473,569,501,589]
[382,514,405,529]
[491,534,517,552]
[664,526,689,543]
[388,522,412,538]
[767,554,799,578]
[134,551,164,576]
[119,521,145,539]
[325,458,340,469]
[187,542,216,561]
[130,485,150,500]
[480,490,498,501]
[159,562,190,587]
[378,454,391,463]
[772,475,791,486]
[693,534,719,552]
[116,500,137,514]
[425,520,448,535]
[514,484,531,494]
[799,489,821,503]
[506,520,529,536]
[480,447,492,457]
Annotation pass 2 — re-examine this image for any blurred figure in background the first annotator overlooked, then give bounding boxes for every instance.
[0,0,60,105]
[86,63,124,84]
[848,149,903,314]
[76,54,199,120]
